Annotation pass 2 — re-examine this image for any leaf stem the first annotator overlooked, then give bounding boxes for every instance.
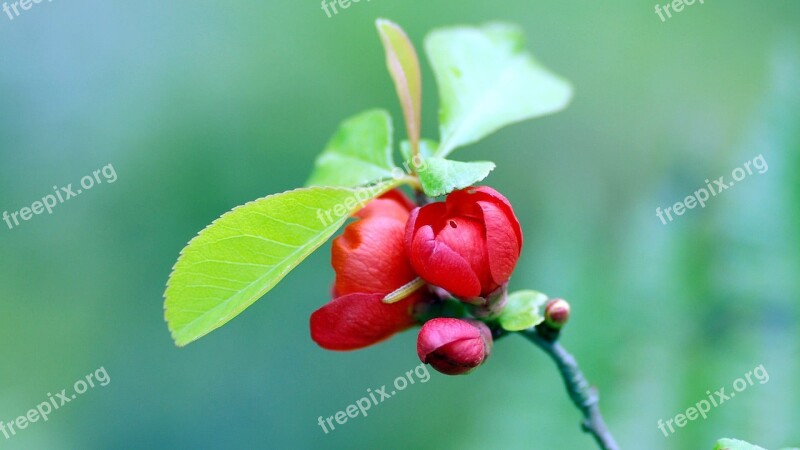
[410,141,420,178]
[398,175,422,192]
[519,326,620,450]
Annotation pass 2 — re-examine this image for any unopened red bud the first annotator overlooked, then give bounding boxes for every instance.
[417,318,492,376]
[545,298,570,329]
[405,187,523,300]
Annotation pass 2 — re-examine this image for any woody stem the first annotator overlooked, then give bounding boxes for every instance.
[518,326,620,450]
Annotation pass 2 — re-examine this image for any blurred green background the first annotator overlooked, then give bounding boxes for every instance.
[1,1,798,449]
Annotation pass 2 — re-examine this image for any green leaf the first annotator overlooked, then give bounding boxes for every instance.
[498,290,549,331]
[306,109,398,187]
[402,140,495,197]
[164,182,399,346]
[425,23,573,157]
[376,19,423,159]
[418,157,495,197]
[713,439,767,450]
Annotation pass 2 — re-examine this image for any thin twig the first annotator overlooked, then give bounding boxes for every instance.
[520,327,620,450]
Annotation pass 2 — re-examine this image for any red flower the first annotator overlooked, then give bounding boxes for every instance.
[417,318,493,375]
[310,190,424,351]
[405,187,522,299]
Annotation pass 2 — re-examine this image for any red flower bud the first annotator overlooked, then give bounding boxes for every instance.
[417,318,493,375]
[544,298,570,329]
[311,190,424,351]
[405,187,522,299]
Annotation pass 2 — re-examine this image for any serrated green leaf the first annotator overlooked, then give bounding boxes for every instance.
[377,19,422,158]
[418,157,495,197]
[306,109,398,187]
[425,23,573,157]
[498,290,549,331]
[713,438,767,450]
[164,182,399,346]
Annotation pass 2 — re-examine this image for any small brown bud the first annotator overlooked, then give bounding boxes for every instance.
[545,298,570,329]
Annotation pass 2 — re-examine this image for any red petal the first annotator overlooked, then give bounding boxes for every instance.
[356,197,411,222]
[310,292,419,351]
[445,189,483,220]
[378,189,416,212]
[434,216,495,294]
[433,339,485,367]
[448,186,523,248]
[404,202,448,253]
[404,206,421,253]
[478,200,521,285]
[416,318,482,361]
[333,217,415,295]
[409,225,481,298]
[410,202,448,228]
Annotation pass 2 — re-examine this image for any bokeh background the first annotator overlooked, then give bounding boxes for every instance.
[1,1,798,449]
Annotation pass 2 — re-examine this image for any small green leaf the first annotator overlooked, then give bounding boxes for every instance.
[713,439,767,450]
[425,23,573,157]
[306,109,398,187]
[418,157,495,197]
[498,290,549,331]
[164,182,399,346]
[376,19,423,159]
